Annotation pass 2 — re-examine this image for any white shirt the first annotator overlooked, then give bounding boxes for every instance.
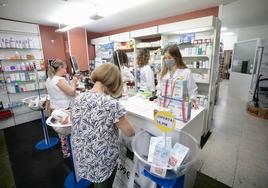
[121,66,134,82]
[46,75,72,109]
[140,65,155,92]
[162,68,198,100]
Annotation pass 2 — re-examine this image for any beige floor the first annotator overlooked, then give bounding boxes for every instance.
[199,80,268,188]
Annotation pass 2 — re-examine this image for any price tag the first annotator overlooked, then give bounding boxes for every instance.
[154,111,176,133]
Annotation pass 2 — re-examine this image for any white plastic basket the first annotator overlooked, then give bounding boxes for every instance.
[132,130,199,179]
[22,94,48,111]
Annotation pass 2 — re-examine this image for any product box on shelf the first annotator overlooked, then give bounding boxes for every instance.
[161,78,188,99]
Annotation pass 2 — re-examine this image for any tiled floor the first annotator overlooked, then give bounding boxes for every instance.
[200,80,268,188]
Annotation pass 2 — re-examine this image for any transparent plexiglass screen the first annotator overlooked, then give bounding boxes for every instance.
[232,40,257,74]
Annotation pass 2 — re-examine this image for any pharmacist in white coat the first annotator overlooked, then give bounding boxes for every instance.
[137,49,156,93]
[160,44,198,108]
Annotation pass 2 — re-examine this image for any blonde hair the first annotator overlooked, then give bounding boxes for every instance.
[160,45,187,80]
[91,63,123,97]
[47,59,66,78]
[137,49,150,68]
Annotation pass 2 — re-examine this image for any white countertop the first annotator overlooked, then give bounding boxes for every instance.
[119,96,205,130]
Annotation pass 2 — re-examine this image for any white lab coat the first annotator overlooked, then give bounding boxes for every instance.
[162,68,198,100]
[140,65,155,92]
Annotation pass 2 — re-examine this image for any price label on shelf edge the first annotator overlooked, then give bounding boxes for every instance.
[154,111,176,133]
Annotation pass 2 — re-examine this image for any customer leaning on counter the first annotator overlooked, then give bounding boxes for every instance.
[71,63,135,188]
[160,44,198,108]
[46,59,78,158]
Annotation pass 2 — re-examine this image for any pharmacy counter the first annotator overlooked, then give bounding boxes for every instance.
[120,96,205,144]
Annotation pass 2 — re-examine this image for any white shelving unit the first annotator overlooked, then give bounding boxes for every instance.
[160,19,221,135]
[0,19,46,129]
[91,16,221,135]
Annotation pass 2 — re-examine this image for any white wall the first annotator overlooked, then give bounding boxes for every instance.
[237,24,268,41]
[220,34,237,50]
[220,24,268,50]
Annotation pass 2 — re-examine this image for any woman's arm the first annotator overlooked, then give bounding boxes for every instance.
[187,70,198,109]
[57,77,78,97]
[116,116,135,137]
[146,66,156,92]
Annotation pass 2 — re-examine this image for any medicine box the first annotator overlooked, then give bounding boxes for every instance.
[168,143,189,168]
[148,136,172,163]
[161,78,188,99]
[158,96,191,122]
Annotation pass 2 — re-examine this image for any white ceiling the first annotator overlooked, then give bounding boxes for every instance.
[221,0,268,29]
[0,0,235,33]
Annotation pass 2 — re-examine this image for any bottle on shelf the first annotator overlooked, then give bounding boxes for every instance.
[5,38,10,48]
[14,83,20,93]
[20,62,26,71]
[10,37,16,48]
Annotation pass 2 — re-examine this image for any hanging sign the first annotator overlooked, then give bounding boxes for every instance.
[154,111,176,133]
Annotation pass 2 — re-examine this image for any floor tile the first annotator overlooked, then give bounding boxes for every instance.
[233,161,268,188]
[201,159,235,187]
[200,80,268,188]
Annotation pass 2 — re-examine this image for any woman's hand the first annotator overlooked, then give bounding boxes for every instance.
[192,99,198,109]
[72,76,78,84]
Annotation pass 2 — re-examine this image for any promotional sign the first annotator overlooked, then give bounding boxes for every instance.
[154,111,176,132]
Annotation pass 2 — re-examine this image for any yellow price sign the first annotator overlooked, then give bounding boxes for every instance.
[154,111,176,133]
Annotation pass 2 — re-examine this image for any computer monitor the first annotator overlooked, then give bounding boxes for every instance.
[70,56,80,74]
[48,59,54,66]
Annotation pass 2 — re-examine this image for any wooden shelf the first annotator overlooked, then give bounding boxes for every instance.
[117,48,134,52]
[136,46,161,50]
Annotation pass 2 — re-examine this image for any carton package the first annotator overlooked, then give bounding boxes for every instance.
[158,96,191,122]
[148,136,172,163]
[168,143,189,168]
[161,78,188,100]
[150,144,170,177]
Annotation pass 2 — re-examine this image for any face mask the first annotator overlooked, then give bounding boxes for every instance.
[164,59,175,69]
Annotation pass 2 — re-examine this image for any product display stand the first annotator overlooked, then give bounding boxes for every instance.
[64,135,91,188]
[132,130,199,188]
[23,70,58,150]
[35,108,58,150]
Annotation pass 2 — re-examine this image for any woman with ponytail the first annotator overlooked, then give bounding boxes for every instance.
[46,59,78,158]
